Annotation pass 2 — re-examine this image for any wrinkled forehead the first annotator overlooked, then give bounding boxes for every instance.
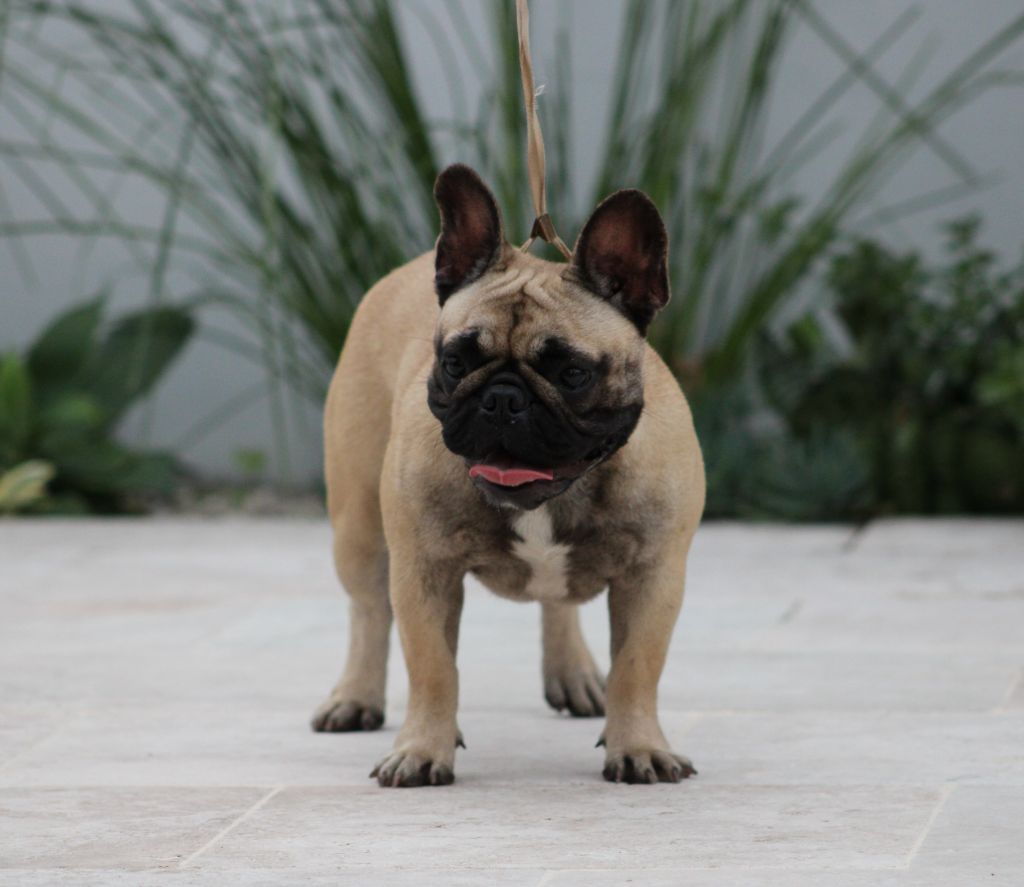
[437,263,636,359]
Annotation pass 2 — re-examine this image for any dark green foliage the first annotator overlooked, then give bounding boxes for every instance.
[694,384,871,521]
[2,1,1023,516]
[2,1,1021,400]
[781,218,1024,514]
[0,299,195,513]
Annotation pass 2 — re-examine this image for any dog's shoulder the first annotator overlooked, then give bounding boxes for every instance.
[588,348,706,544]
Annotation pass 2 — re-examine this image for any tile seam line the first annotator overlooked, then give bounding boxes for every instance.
[532,865,914,874]
[903,782,954,869]
[178,784,283,869]
[991,668,1022,713]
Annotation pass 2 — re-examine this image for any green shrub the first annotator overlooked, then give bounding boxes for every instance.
[0,299,195,513]
[3,1,1023,513]
[781,218,1024,514]
[2,1,1021,414]
[695,384,871,521]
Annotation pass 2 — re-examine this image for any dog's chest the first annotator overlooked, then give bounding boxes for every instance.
[509,507,572,601]
[468,501,629,604]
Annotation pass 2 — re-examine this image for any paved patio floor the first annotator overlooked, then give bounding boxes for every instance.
[1,518,1022,885]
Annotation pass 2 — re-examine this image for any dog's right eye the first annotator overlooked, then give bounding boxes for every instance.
[442,355,466,379]
[559,366,592,391]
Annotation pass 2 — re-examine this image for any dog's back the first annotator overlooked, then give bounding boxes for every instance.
[323,251,436,523]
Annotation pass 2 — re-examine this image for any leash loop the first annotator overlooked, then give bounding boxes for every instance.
[515,0,573,259]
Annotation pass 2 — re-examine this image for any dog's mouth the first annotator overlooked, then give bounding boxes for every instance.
[467,456,553,488]
[466,453,596,488]
[462,445,615,510]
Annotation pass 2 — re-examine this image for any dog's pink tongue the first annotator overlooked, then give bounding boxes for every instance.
[469,462,554,487]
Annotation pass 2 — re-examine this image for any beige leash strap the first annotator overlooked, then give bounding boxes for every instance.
[516,0,573,260]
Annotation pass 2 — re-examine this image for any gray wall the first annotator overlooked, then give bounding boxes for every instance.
[2,0,1022,485]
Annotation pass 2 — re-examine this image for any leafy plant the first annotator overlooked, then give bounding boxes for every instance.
[695,384,870,521]
[0,460,56,514]
[779,217,1024,514]
[0,299,195,513]
[2,0,1022,427]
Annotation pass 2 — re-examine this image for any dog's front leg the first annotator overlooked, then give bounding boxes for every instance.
[371,547,464,788]
[601,539,697,784]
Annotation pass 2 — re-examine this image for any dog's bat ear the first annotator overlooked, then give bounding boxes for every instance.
[433,164,504,305]
[572,190,670,334]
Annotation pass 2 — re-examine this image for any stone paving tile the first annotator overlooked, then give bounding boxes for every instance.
[681,712,1024,786]
[544,868,1009,886]
[195,784,939,872]
[155,614,1023,716]
[4,631,1007,718]
[0,787,267,870]
[0,615,270,707]
[13,702,1020,792]
[0,704,68,767]
[686,522,857,557]
[853,518,1024,558]
[1,518,1021,885]
[748,563,1024,654]
[0,870,547,886]
[910,785,1024,877]
[997,669,1024,711]
[657,650,1014,713]
[0,702,696,789]
[0,701,377,789]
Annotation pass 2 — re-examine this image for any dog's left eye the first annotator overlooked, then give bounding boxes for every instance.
[442,356,466,379]
[559,366,591,390]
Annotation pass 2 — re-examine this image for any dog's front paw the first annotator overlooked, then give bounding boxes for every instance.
[311,696,384,733]
[602,748,696,784]
[371,743,456,788]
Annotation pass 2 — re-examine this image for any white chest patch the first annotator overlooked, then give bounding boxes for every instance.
[511,506,572,601]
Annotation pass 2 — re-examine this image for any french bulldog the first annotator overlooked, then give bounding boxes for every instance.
[312,164,705,786]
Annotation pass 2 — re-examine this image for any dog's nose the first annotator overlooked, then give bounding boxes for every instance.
[481,383,529,419]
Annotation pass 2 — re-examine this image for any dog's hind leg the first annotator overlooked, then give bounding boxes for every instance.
[311,493,391,732]
[312,350,394,733]
[541,602,606,717]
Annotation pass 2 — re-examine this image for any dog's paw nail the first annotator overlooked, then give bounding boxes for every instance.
[544,690,567,712]
[360,708,385,731]
[312,700,385,733]
[545,670,607,718]
[373,749,456,788]
[429,765,455,786]
[605,749,695,784]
